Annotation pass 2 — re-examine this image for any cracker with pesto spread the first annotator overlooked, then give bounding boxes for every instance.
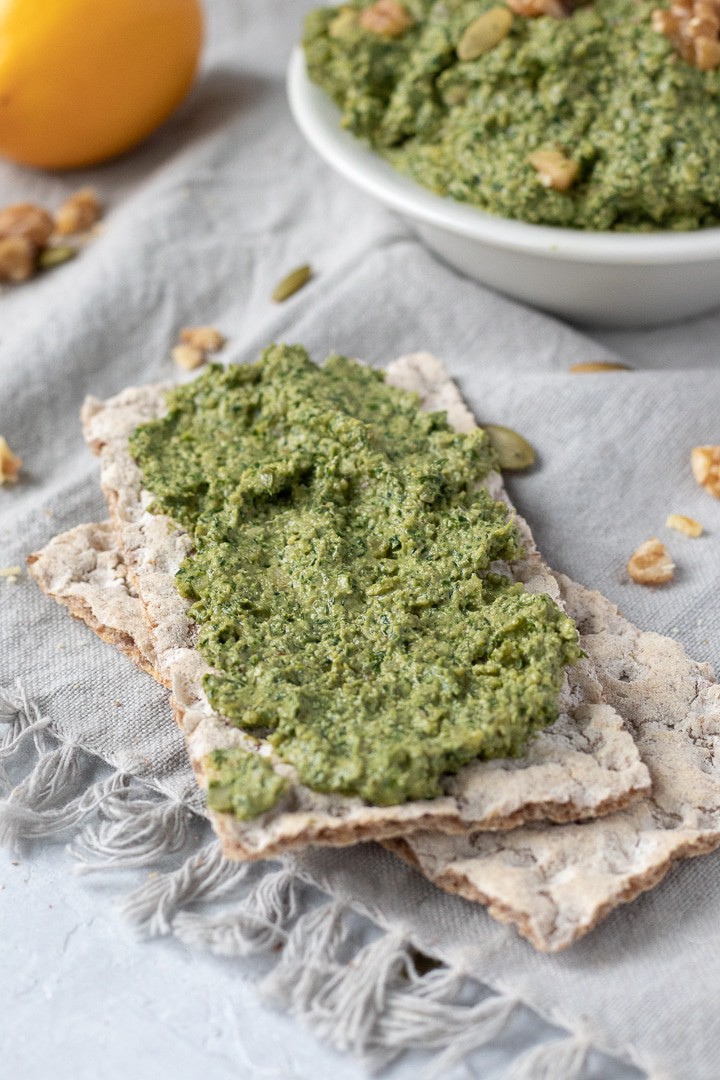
[29,525,720,952]
[34,351,650,859]
[386,572,720,950]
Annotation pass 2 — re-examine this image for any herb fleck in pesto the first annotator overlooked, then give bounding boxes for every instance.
[130,345,580,812]
[304,0,720,231]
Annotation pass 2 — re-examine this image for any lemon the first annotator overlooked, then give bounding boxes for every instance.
[0,0,203,169]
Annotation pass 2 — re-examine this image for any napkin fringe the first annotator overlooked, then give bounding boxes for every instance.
[118,839,254,936]
[0,681,132,846]
[261,904,522,1075]
[172,862,302,955]
[117,847,536,1077]
[0,679,608,1080]
[70,789,190,872]
[0,681,188,863]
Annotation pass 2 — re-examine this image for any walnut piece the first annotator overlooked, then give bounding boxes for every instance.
[55,188,102,236]
[180,326,226,354]
[0,237,36,283]
[528,149,580,191]
[457,8,513,60]
[652,0,720,70]
[691,445,720,497]
[666,513,704,537]
[0,436,22,484]
[172,344,206,371]
[0,203,54,247]
[627,538,675,585]
[359,0,413,37]
[0,192,100,282]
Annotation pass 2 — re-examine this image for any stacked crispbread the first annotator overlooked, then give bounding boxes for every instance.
[28,352,720,951]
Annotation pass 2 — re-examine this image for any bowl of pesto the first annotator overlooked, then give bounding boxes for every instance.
[290,0,720,327]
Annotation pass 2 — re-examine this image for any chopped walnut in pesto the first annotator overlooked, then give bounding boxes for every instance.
[652,0,720,70]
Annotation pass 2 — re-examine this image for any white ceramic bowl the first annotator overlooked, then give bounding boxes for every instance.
[288,47,720,329]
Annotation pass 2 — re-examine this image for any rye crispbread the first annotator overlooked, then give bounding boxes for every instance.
[386,574,720,950]
[29,525,720,951]
[38,353,648,859]
[29,519,647,849]
[27,523,162,685]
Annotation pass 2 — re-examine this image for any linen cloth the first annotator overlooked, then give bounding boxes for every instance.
[1,1,719,1077]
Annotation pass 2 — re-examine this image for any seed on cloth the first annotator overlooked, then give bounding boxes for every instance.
[569,361,631,373]
[272,264,312,303]
[483,424,536,470]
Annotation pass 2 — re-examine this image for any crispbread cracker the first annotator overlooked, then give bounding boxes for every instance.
[27,522,163,685]
[386,573,720,950]
[30,517,648,853]
[70,353,648,858]
[30,524,720,953]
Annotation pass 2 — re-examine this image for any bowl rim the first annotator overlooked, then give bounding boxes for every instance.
[288,46,720,265]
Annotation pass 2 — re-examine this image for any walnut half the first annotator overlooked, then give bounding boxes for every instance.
[55,188,102,236]
[652,0,720,70]
[359,0,414,37]
[627,538,675,585]
[0,236,36,282]
[0,203,54,247]
[691,445,720,497]
[180,326,226,354]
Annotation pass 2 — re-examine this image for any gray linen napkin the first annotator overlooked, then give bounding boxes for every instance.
[2,2,719,1077]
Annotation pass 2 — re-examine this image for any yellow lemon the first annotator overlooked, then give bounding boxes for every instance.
[0,0,203,169]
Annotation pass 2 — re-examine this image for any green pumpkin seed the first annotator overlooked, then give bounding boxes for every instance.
[569,361,631,373]
[457,8,513,61]
[272,264,312,303]
[38,245,77,270]
[483,424,536,471]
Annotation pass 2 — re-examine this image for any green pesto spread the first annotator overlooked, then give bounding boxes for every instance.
[130,346,580,816]
[205,747,289,820]
[303,0,720,230]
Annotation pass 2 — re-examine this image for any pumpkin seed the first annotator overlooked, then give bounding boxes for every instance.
[483,424,536,471]
[38,244,77,270]
[568,361,631,373]
[272,264,312,303]
[457,8,513,61]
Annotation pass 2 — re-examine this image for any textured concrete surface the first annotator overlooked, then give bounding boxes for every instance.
[2,841,376,1080]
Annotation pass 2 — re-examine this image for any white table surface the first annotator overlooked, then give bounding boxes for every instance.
[2,831,579,1080]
